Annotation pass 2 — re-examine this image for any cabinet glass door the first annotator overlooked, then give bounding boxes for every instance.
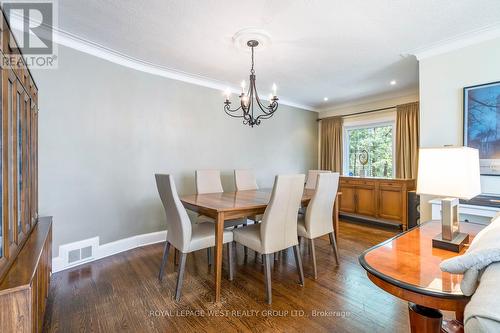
[7,79,14,246]
[17,91,23,239]
[24,97,29,232]
[0,76,2,260]
[26,97,31,228]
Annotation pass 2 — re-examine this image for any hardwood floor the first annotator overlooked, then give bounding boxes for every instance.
[42,221,409,332]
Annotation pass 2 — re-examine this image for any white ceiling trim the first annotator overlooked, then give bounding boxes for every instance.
[53,28,317,112]
[317,88,419,113]
[408,23,500,60]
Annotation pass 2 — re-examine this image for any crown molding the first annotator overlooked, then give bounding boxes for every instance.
[51,28,317,112]
[317,87,419,114]
[408,23,500,60]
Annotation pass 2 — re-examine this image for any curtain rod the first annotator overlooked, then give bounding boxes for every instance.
[317,105,397,122]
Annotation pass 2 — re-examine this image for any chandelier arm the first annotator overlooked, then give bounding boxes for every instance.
[224,105,245,118]
[225,112,245,119]
[255,102,279,121]
[252,76,257,120]
[255,111,275,122]
[254,93,276,115]
[252,82,278,115]
[224,104,243,113]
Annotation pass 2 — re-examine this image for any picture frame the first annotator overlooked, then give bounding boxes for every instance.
[463,81,500,176]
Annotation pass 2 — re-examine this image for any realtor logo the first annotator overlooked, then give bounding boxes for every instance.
[1,0,58,68]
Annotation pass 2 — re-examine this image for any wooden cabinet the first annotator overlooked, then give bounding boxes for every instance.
[339,183,356,213]
[0,217,51,333]
[0,10,45,333]
[339,177,415,230]
[379,184,403,221]
[356,184,377,216]
[0,7,39,282]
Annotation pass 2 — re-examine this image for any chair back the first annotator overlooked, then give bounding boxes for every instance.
[261,174,305,253]
[155,174,192,252]
[305,173,339,238]
[196,169,224,194]
[304,170,331,189]
[234,169,258,191]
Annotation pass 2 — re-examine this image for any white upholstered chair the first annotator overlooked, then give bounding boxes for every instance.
[155,174,234,301]
[299,170,331,216]
[233,174,306,304]
[298,172,340,279]
[304,170,331,190]
[195,169,246,227]
[234,169,258,191]
[195,169,224,194]
[234,169,261,257]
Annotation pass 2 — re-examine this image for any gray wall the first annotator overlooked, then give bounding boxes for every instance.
[419,37,500,220]
[32,46,318,255]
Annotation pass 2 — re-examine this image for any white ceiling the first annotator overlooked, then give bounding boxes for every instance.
[56,0,500,110]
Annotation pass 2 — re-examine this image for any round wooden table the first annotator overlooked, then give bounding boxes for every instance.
[359,221,484,333]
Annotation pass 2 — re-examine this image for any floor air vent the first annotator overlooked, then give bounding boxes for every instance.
[60,237,99,267]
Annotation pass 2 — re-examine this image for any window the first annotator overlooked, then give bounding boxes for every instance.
[344,122,395,178]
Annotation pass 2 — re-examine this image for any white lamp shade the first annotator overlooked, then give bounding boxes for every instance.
[416,147,481,200]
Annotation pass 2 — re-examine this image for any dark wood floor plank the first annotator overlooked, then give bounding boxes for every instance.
[42,221,409,333]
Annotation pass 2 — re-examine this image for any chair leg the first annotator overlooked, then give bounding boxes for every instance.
[227,242,234,281]
[207,247,212,267]
[244,246,248,258]
[293,245,305,286]
[330,232,340,265]
[310,238,318,280]
[175,252,187,301]
[158,241,171,281]
[329,233,334,245]
[263,254,272,304]
[174,248,179,266]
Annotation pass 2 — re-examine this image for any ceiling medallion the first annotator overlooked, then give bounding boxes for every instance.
[224,37,278,127]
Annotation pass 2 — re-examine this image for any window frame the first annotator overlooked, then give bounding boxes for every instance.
[342,120,396,178]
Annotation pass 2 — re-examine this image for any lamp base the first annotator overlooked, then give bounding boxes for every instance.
[432,233,470,253]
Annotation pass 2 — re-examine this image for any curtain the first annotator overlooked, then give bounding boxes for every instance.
[395,102,419,179]
[320,117,343,172]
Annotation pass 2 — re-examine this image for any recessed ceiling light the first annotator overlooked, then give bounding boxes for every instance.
[323,97,328,101]
[390,80,397,85]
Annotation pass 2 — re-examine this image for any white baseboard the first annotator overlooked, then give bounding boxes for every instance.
[52,230,167,273]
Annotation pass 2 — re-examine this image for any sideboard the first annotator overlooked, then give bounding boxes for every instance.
[0,217,52,333]
[338,176,416,230]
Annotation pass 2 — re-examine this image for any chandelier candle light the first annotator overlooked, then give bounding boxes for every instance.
[224,40,279,127]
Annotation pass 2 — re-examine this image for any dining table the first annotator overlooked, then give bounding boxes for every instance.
[180,188,341,302]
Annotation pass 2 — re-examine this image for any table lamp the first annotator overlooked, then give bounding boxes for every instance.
[417,147,481,252]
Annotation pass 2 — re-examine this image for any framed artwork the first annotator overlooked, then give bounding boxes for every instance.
[463,81,500,176]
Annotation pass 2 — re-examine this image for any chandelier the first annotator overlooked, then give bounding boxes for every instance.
[224,40,279,127]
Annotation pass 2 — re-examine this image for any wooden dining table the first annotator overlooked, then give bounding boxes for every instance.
[180,188,341,302]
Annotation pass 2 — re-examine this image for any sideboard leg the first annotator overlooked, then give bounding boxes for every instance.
[455,308,464,323]
[408,302,442,333]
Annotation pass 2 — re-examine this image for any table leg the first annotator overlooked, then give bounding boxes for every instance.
[214,211,224,302]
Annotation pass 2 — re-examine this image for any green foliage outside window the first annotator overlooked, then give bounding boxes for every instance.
[347,125,393,177]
